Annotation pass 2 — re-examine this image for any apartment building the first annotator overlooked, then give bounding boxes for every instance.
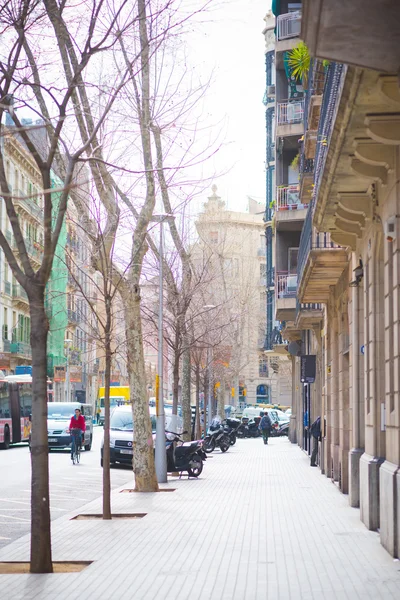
[193,187,273,406]
[269,0,400,558]
[0,129,43,373]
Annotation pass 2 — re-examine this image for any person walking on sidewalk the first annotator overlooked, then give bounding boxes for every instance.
[259,411,272,445]
[310,416,321,466]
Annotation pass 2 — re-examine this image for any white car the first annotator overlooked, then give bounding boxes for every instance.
[100,405,183,467]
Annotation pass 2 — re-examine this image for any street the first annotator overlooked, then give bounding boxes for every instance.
[0,427,133,550]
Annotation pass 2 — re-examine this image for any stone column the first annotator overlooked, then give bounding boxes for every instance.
[360,234,385,531]
[349,254,365,508]
[380,169,400,557]
[331,303,340,482]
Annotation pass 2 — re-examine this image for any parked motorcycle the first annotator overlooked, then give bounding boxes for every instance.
[203,418,230,453]
[223,418,241,445]
[165,431,206,477]
[237,416,261,438]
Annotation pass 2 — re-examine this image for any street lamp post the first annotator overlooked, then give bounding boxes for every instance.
[152,214,175,483]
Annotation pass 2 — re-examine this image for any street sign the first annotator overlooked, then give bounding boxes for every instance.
[54,366,66,382]
[300,355,316,383]
[69,366,82,383]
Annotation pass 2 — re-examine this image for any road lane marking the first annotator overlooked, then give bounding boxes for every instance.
[0,514,30,522]
[0,499,30,506]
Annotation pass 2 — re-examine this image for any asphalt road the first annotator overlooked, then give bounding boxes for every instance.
[0,426,134,550]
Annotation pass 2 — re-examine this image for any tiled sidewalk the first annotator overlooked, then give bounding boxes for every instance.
[1,438,400,599]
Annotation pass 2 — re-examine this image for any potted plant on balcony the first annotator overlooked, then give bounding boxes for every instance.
[287,42,311,90]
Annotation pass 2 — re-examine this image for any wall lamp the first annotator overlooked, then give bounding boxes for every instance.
[349,259,363,288]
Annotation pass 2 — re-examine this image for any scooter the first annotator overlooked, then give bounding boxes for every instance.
[203,418,230,453]
[237,417,262,438]
[223,418,241,445]
[165,431,206,477]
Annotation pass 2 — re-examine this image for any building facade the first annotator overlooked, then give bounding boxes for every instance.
[270,1,400,557]
[194,187,274,406]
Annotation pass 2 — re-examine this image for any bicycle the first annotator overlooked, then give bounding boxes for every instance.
[70,428,82,465]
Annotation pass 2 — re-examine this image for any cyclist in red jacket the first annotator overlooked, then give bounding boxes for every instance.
[68,408,86,459]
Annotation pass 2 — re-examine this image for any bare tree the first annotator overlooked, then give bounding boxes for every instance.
[0,0,136,572]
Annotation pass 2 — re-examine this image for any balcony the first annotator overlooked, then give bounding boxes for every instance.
[10,342,32,358]
[276,12,301,53]
[12,283,29,309]
[301,0,400,73]
[275,272,297,321]
[68,308,79,325]
[275,185,308,230]
[13,189,43,223]
[299,155,314,205]
[276,100,304,138]
[12,237,43,267]
[295,299,324,330]
[297,207,348,304]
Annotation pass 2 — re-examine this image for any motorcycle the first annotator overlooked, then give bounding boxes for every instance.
[223,418,241,445]
[203,418,231,453]
[237,416,261,438]
[165,431,206,477]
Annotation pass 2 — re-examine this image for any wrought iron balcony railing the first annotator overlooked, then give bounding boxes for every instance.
[276,100,304,126]
[276,11,301,41]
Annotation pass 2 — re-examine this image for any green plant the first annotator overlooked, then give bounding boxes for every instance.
[269,200,275,208]
[322,59,330,69]
[287,42,310,87]
[290,153,300,170]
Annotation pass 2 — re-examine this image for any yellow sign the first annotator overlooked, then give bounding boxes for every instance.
[231,387,235,398]
[155,374,160,415]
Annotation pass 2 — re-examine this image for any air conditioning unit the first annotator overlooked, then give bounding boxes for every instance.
[267,85,275,97]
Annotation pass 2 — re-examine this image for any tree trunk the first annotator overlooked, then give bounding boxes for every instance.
[217,373,226,421]
[181,339,191,441]
[195,364,201,440]
[124,289,158,492]
[30,291,52,573]
[103,298,112,519]
[172,347,180,415]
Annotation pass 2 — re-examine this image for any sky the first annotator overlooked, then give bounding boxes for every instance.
[190,0,272,213]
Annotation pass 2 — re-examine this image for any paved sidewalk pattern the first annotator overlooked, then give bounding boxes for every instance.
[1,438,400,599]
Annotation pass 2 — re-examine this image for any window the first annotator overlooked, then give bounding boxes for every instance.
[259,358,268,377]
[209,231,218,245]
[3,308,8,340]
[223,258,233,278]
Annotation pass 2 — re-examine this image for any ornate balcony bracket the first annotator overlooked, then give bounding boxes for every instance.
[350,158,388,185]
[335,206,366,230]
[378,76,400,108]
[334,215,363,239]
[337,191,373,220]
[330,231,357,250]
[354,139,395,172]
[365,114,400,146]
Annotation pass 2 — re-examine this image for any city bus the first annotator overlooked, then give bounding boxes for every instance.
[0,374,52,449]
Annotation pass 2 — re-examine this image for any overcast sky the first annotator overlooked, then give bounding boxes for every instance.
[190,0,271,213]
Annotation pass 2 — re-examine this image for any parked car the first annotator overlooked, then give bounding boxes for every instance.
[268,409,289,437]
[100,405,183,467]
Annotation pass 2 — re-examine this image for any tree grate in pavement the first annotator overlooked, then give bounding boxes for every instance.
[0,561,92,574]
[120,488,176,493]
[71,513,146,520]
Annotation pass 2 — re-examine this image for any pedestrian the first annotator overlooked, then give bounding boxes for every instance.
[96,406,101,425]
[310,416,321,466]
[259,411,272,445]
